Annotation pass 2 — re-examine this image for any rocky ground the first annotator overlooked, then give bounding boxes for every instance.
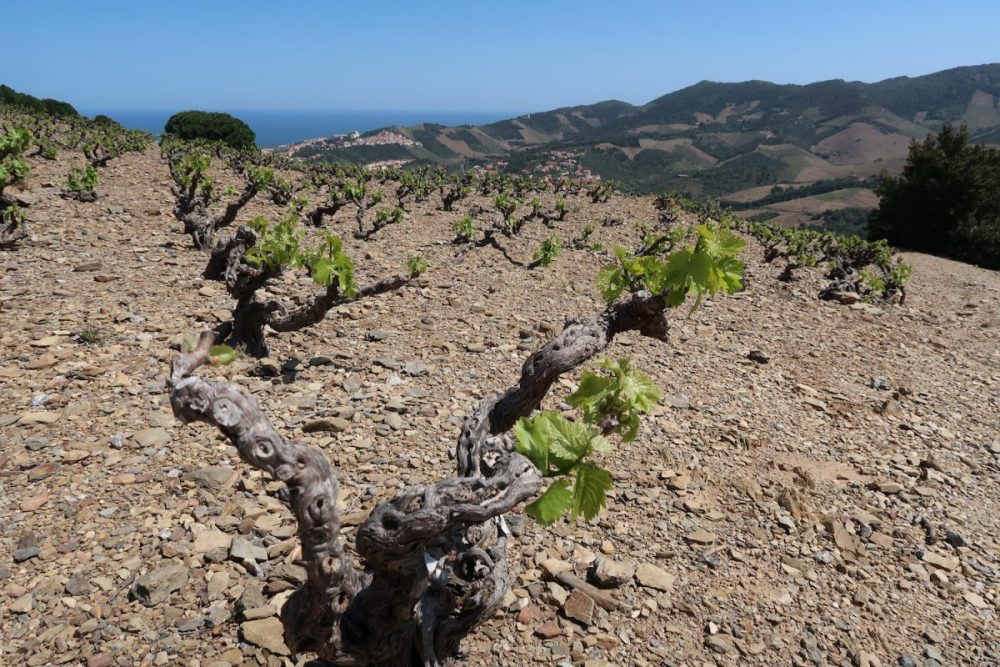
[1,146,998,667]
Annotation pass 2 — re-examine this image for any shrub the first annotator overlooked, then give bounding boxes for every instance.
[164,110,255,148]
[868,124,1000,269]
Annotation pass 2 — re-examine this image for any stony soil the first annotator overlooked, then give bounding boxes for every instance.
[1,146,998,667]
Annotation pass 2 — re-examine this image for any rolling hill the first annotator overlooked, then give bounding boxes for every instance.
[283,63,1000,228]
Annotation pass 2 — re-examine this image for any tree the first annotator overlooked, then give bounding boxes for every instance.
[164,110,256,148]
[868,124,1000,269]
[0,84,78,117]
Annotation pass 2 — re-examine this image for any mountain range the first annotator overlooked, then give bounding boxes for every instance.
[286,63,1000,230]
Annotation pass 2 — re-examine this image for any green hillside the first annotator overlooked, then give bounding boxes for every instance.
[286,64,1000,226]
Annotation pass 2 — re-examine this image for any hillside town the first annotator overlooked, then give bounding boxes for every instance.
[268,129,421,158]
[536,149,600,183]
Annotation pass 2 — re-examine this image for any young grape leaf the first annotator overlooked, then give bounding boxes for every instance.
[311,257,334,287]
[570,463,613,522]
[525,479,573,524]
[514,416,549,472]
[596,264,626,304]
[209,344,238,365]
[536,413,608,472]
[568,358,661,441]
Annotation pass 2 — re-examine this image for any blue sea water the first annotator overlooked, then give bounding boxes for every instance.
[79,109,519,148]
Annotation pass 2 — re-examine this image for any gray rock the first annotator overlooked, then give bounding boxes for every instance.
[193,529,232,554]
[12,547,40,563]
[175,616,204,632]
[17,534,41,550]
[131,565,190,606]
[230,536,268,564]
[384,397,407,413]
[206,605,232,627]
[801,637,822,664]
[814,550,835,564]
[10,592,32,613]
[663,394,690,410]
[505,513,525,537]
[65,574,91,595]
[236,583,267,620]
[706,633,737,654]
[636,562,675,591]
[590,558,635,588]
[132,427,171,448]
[403,360,428,376]
[241,617,290,655]
[182,466,235,491]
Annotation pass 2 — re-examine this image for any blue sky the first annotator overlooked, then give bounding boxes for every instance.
[4,0,1000,113]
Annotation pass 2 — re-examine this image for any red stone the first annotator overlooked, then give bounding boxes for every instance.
[535,620,561,639]
[86,653,114,667]
[517,604,541,624]
[19,494,49,511]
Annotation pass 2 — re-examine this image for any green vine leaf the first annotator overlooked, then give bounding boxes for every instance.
[514,415,550,473]
[568,358,661,441]
[571,463,613,522]
[525,479,573,525]
[209,344,238,365]
[596,264,626,304]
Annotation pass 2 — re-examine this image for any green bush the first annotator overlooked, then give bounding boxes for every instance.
[0,84,78,117]
[164,110,255,148]
[868,124,1000,269]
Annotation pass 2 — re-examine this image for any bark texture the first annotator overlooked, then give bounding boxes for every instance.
[167,291,669,665]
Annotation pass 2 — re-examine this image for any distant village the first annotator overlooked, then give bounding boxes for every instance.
[267,129,421,158]
[269,131,602,185]
[535,150,600,183]
[331,130,420,148]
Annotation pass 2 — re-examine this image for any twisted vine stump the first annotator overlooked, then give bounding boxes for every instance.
[168,158,262,250]
[0,193,30,249]
[168,291,669,665]
[202,226,418,358]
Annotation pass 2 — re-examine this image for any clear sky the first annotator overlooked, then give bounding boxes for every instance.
[4,0,1000,113]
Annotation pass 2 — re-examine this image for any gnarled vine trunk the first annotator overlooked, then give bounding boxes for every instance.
[167,291,668,665]
[0,194,30,249]
[202,227,417,357]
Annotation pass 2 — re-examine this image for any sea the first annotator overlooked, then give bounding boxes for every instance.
[78,109,519,148]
